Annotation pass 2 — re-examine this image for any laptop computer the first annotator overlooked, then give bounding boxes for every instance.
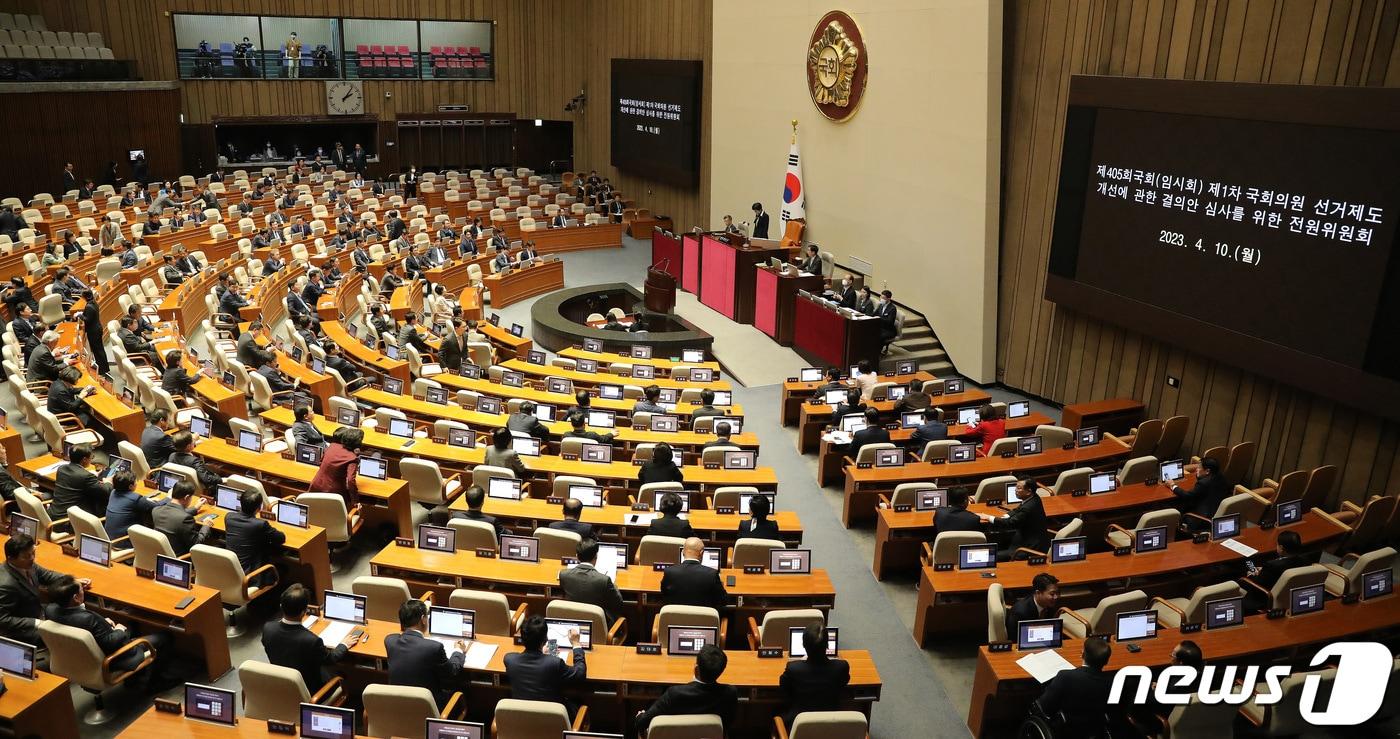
[488,477,523,500]
[427,605,475,648]
[276,500,309,528]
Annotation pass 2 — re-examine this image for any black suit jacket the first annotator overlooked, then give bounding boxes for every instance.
[910,421,949,448]
[739,517,780,540]
[503,647,586,705]
[558,562,624,625]
[849,426,891,460]
[1172,473,1231,518]
[46,381,86,417]
[659,559,726,610]
[151,499,209,556]
[27,344,64,383]
[779,657,850,726]
[991,493,1049,553]
[1038,665,1114,735]
[385,630,465,708]
[0,562,64,642]
[53,463,111,520]
[224,510,286,576]
[47,603,133,657]
[838,286,858,308]
[169,450,222,490]
[933,506,984,538]
[637,679,739,734]
[439,333,465,371]
[753,212,770,239]
[140,424,177,469]
[1255,552,1319,590]
[1006,593,1055,636]
[261,620,348,692]
[646,514,694,540]
[548,518,595,540]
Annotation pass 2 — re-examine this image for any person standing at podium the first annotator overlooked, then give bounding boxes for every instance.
[751,203,769,239]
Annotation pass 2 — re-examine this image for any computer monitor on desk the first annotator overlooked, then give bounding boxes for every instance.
[184,683,237,726]
[299,704,356,739]
[1016,619,1062,650]
[426,719,487,739]
[0,636,35,679]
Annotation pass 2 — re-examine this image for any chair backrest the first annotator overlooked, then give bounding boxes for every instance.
[449,588,515,636]
[1053,517,1084,539]
[1048,467,1093,495]
[400,458,449,505]
[1085,589,1148,632]
[1034,424,1074,448]
[448,518,498,551]
[1134,508,1181,533]
[190,543,251,605]
[971,475,1018,503]
[471,464,515,489]
[788,710,869,739]
[551,475,597,499]
[986,582,1008,642]
[1222,441,1256,486]
[1347,495,1397,552]
[545,600,607,644]
[352,576,415,623]
[1269,470,1309,505]
[1258,668,1335,735]
[1164,696,1239,738]
[711,486,758,510]
[1336,547,1397,595]
[492,698,569,736]
[647,714,726,739]
[67,507,107,542]
[1300,465,1338,511]
[931,531,986,564]
[654,605,720,646]
[1156,415,1190,459]
[363,684,441,737]
[1213,492,1268,525]
[14,489,58,541]
[730,537,785,568]
[921,439,958,462]
[1128,419,1164,455]
[758,608,825,647]
[38,620,108,690]
[128,524,176,572]
[296,492,352,543]
[533,527,581,560]
[1267,564,1329,609]
[1117,455,1159,485]
[636,535,687,565]
[1179,581,1246,624]
[985,437,1018,457]
[238,660,311,722]
[855,442,896,465]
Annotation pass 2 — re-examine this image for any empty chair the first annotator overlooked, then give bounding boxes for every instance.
[970,475,1018,503]
[1034,424,1074,448]
[546,599,625,646]
[636,535,687,565]
[1150,580,1246,628]
[1116,455,1159,485]
[1043,467,1093,495]
[492,698,587,736]
[748,608,824,649]
[400,458,464,506]
[1330,494,1396,555]
[39,620,156,724]
[986,582,1009,642]
[647,715,725,739]
[652,604,725,646]
[127,524,178,572]
[1323,546,1395,597]
[1059,589,1148,638]
[1104,509,1181,548]
[730,537,784,568]
[190,543,280,637]
[1239,667,1335,736]
[1182,491,1269,532]
[471,464,515,490]
[921,530,986,567]
[532,526,582,561]
[449,588,526,637]
[920,439,959,462]
[296,493,362,570]
[448,518,499,551]
[352,576,426,622]
[239,660,343,723]
[775,711,869,739]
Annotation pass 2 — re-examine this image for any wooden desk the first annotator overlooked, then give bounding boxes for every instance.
[1059,397,1146,435]
[871,481,1176,580]
[0,669,78,739]
[427,372,739,421]
[793,291,882,369]
[0,424,24,479]
[797,387,991,454]
[0,535,231,679]
[843,436,1135,527]
[149,332,246,423]
[194,437,413,538]
[122,706,367,738]
[483,259,564,308]
[559,346,721,376]
[754,265,825,346]
[815,412,1055,487]
[912,511,1350,644]
[967,596,1400,737]
[499,357,731,393]
[320,321,410,385]
[780,371,936,426]
[52,323,145,444]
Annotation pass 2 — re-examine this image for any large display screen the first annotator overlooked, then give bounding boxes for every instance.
[610,59,702,187]
[1046,76,1400,418]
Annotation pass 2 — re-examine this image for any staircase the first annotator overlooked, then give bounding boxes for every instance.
[883,312,955,376]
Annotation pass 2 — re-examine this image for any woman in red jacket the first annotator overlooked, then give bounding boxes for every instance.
[967,404,1006,456]
[310,427,363,506]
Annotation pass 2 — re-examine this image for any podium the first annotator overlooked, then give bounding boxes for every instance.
[644,265,677,314]
[754,264,825,345]
[698,233,788,324]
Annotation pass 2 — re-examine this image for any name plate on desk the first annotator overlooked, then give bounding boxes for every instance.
[787,377,799,382]
[987,641,1013,653]
[934,563,954,572]
[636,643,662,655]
[757,647,784,659]
[1061,442,1075,450]
[561,454,579,461]
[476,548,497,558]
[135,567,155,579]
[153,698,182,715]
[632,459,645,466]
[60,544,78,557]
[1026,555,1047,566]
[705,463,720,470]
[561,557,578,566]
[631,503,650,511]
[258,510,277,521]
[1342,593,1360,605]
[546,496,564,505]
[1258,520,1276,531]
[715,506,736,515]
[743,565,765,574]
[1266,608,1286,619]
[983,498,1003,507]
[1113,546,1131,556]
[857,462,872,469]
[267,719,297,735]
[1071,489,1087,497]
[1180,623,1203,634]
[1192,532,1210,544]
[930,458,946,465]
[395,537,414,547]
[999,451,1015,458]
[893,504,912,513]
[652,562,673,572]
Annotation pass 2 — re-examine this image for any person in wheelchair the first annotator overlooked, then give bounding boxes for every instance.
[1025,637,1118,738]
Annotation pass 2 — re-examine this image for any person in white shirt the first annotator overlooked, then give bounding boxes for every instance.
[853,359,878,400]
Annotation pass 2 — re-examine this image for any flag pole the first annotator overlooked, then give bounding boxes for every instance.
[791,119,798,144]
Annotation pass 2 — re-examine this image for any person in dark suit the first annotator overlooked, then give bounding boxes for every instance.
[835,276,857,309]
[503,615,587,714]
[798,244,822,274]
[932,488,984,539]
[848,408,891,461]
[702,422,737,452]
[168,430,222,490]
[688,389,724,427]
[219,282,249,319]
[516,241,539,265]
[0,535,71,645]
[856,287,876,316]
[61,162,77,194]
[647,491,694,540]
[1006,573,1060,636]
[988,476,1051,560]
[140,409,178,469]
[47,366,95,428]
[751,203,770,239]
[877,290,898,352]
[909,407,949,451]
[151,481,211,556]
[1242,530,1318,611]
[779,622,850,727]
[660,537,725,610]
[1169,456,1231,522]
[161,349,197,397]
[548,498,596,540]
[385,599,465,709]
[1035,637,1115,737]
[47,575,168,679]
[507,401,552,442]
[225,490,285,585]
[635,645,738,736]
[453,484,506,541]
[262,584,353,693]
[77,291,110,377]
[894,381,932,415]
[10,304,40,359]
[558,539,624,625]
[53,443,112,521]
[103,470,157,543]
[289,403,326,448]
[550,211,568,228]
[831,388,866,421]
[27,331,69,383]
[639,443,685,487]
[740,493,780,540]
[633,385,667,416]
[565,412,614,445]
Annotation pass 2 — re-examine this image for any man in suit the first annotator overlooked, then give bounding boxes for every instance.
[236,320,265,367]
[1243,530,1317,611]
[877,289,898,352]
[1036,637,1115,736]
[219,282,249,319]
[549,499,597,541]
[255,349,298,394]
[633,385,667,415]
[933,488,984,539]
[550,210,568,228]
[1169,456,1230,522]
[751,202,770,239]
[703,422,737,451]
[53,443,112,521]
[636,645,738,736]
[660,537,726,611]
[47,366,95,428]
[799,244,822,274]
[565,413,614,445]
[1006,573,1060,636]
[368,305,396,341]
[385,599,465,709]
[286,283,312,321]
[894,381,933,415]
[437,319,467,372]
[10,303,40,359]
[0,535,71,645]
[450,485,506,541]
[646,492,694,539]
[152,481,212,556]
[225,490,285,586]
[507,400,552,442]
[492,243,513,273]
[169,430,223,490]
[104,470,157,543]
[47,575,169,675]
[28,330,70,383]
[831,388,865,421]
[262,585,353,693]
[558,539,623,626]
[909,408,948,450]
[609,195,625,223]
[503,615,587,714]
[302,270,327,306]
[835,276,858,309]
[987,476,1050,560]
[62,162,77,194]
[688,390,724,427]
[848,408,890,460]
[516,241,539,265]
[779,622,850,727]
[351,144,368,173]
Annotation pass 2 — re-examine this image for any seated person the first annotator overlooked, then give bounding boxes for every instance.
[548,498,596,539]
[565,411,614,445]
[151,480,212,556]
[168,430,222,490]
[1034,637,1115,736]
[558,539,624,625]
[502,615,587,716]
[46,575,169,679]
[632,385,667,415]
[225,490,286,586]
[635,645,738,737]
[262,584,352,693]
[702,422,736,451]
[484,427,529,479]
[740,492,779,539]
[659,537,723,609]
[103,470,157,545]
[909,407,949,449]
[847,408,890,460]
[1242,530,1317,611]
[932,487,983,538]
[385,599,465,709]
[638,443,684,487]
[507,400,552,442]
[1006,573,1060,635]
[688,389,723,426]
[0,535,70,645]
[779,622,851,728]
[289,402,327,447]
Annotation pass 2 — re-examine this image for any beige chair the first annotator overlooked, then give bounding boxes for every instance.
[1150,581,1246,628]
[700,445,741,466]
[985,437,1018,457]
[297,492,361,571]
[127,524,180,572]
[66,508,135,563]
[970,475,1018,503]
[920,530,986,567]
[352,575,430,622]
[1117,455,1159,485]
[400,458,464,507]
[652,604,726,648]
[1119,418,1162,456]
[1246,469,1306,504]
[747,608,824,649]
[14,488,70,542]
[533,526,581,560]
[1156,415,1190,458]
[1239,668,1335,736]
[449,588,526,636]
[471,464,516,490]
[647,714,725,739]
[730,537,785,568]
[879,483,939,510]
[546,599,626,646]
[849,442,897,466]
[1299,464,1338,511]
[1059,589,1148,638]
[1241,564,1329,612]
[1017,517,1083,559]
[239,659,343,723]
[1183,491,1269,532]
[986,582,1009,642]
[1043,467,1093,496]
[190,543,279,637]
[775,711,869,739]
[365,684,463,737]
[449,518,499,551]
[1330,494,1396,555]
[551,475,598,500]
[491,698,587,736]
[636,535,686,565]
[1034,424,1074,448]
[1220,440,1256,486]
[40,620,155,724]
[711,486,759,510]
[116,440,151,480]
[1323,546,1395,597]
[1105,509,1181,549]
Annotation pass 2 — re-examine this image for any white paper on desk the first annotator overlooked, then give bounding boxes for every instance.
[798,271,815,277]
[821,431,853,445]
[301,614,318,629]
[462,641,498,669]
[628,513,656,527]
[318,620,355,648]
[1218,538,1258,557]
[36,461,64,478]
[1016,649,1075,684]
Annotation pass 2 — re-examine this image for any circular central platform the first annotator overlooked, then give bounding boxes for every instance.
[529,282,714,357]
